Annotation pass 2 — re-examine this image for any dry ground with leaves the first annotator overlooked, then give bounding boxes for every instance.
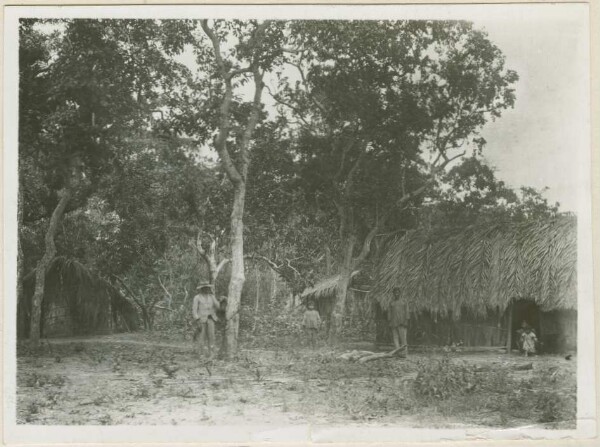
[16,333,576,428]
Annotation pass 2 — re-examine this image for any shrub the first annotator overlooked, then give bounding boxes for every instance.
[536,390,563,423]
[413,358,480,400]
[24,373,66,388]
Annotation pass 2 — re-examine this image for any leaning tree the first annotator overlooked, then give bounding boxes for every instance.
[19,19,188,344]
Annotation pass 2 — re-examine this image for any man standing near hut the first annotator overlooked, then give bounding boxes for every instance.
[389,287,409,358]
[192,283,221,358]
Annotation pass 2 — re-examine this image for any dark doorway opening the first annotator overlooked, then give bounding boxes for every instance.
[510,299,541,350]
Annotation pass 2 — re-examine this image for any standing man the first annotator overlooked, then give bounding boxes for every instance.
[192,283,220,358]
[389,287,409,358]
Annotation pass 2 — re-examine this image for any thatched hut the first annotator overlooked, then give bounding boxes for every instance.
[300,275,341,317]
[18,257,139,338]
[372,216,577,352]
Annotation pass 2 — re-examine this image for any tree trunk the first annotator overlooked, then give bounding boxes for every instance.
[29,186,73,345]
[225,184,246,356]
[506,300,514,353]
[325,245,332,276]
[271,267,277,302]
[328,235,356,344]
[17,187,24,304]
[252,267,260,332]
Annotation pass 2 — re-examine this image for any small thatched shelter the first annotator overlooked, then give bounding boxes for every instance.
[300,272,374,336]
[372,216,577,352]
[18,257,139,338]
[300,275,341,323]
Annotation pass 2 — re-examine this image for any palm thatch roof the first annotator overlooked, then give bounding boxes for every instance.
[301,275,341,301]
[20,257,139,336]
[372,216,576,318]
[300,271,362,301]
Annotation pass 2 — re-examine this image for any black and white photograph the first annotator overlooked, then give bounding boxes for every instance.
[2,2,596,445]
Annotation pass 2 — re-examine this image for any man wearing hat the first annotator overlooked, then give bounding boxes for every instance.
[192,282,221,358]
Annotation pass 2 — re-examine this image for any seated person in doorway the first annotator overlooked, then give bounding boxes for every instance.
[192,283,221,358]
[302,301,321,349]
[389,288,409,358]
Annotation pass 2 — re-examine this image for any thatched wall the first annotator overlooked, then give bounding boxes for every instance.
[374,305,576,351]
[538,309,577,351]
[372,216,577,318]
[19,257,139,338]
[373,302,507,347]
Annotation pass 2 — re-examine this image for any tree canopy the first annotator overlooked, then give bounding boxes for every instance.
[17,18,564,348]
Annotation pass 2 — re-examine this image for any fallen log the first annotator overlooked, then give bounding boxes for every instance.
[358,346,405,363]
[338,350,375,361]
[512,362,533,371]
[474,362,533,372]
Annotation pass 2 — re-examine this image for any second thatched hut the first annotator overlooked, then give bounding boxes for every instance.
[18,257,139,339]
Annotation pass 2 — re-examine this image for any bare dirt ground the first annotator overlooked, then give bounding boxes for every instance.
[16,333,576,428]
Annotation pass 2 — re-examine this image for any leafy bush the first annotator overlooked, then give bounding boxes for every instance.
[536,390,563,423]
[413,358,480,399]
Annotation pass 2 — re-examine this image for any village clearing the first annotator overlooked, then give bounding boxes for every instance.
[17,333,576,428]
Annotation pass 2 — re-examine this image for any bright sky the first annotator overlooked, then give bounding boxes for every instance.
[475,13,589,213]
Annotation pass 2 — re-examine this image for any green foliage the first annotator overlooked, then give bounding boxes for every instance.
[424,157,560,228]
[268,20,520,313]
[414,358,480,399]
[536,390,563,423]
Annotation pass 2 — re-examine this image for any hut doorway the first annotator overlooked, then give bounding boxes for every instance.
[509,299,541,350]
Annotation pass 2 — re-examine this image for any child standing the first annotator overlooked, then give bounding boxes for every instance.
[302,302,321,349]
[520,326,538,356]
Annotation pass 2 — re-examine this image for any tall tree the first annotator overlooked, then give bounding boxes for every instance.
[177,20,284,356]
[273,20,519,341]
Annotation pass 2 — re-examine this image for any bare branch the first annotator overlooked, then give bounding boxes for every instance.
[112,275,142,308]
[215,258,231,280]
[200,20,228,79]
[265,84,313,128]
[335,138,357,183]
[157,276,172,301]
[344,146,366,197]
[434,150,467,172]
[288,61,330,116]
[353,221,383,268]
[229,66,253,79]
[282,47,302,54]
[238,68,265,180]
[155,305,175,312]
[285,259,301,276]
[200,19,243,186]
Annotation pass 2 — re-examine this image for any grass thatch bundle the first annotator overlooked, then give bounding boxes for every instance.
[300,270,362,303]
[372,216,576,318]
[300,275,341,301]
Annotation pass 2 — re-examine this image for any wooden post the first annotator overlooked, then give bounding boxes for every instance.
[506,301,513,354]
